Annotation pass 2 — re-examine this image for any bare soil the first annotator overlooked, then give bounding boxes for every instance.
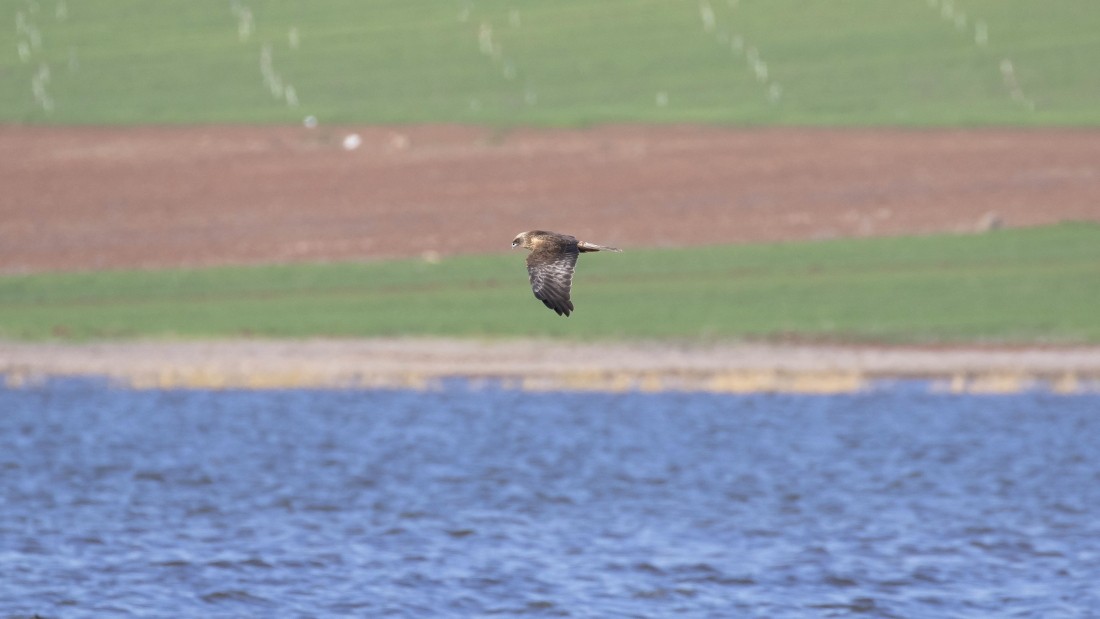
[2,124,1098,272]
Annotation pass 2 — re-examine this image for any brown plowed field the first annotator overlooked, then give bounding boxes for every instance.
[2,125,1098,273]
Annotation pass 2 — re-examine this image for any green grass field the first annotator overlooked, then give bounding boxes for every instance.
[1,224,1097,343]
[3,0,1098,126]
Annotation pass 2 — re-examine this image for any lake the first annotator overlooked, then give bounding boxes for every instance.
[2,380,1098,618]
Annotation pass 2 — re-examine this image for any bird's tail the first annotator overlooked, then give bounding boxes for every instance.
[578,240,622,253]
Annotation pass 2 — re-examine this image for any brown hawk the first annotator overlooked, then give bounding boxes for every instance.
[511,230,621,316]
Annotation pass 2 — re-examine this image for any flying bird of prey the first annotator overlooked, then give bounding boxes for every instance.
[511,230,621,317]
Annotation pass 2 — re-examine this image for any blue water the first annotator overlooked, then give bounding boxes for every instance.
[2,380,1099,618]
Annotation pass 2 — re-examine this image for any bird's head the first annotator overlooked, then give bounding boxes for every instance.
[511,232,529,250]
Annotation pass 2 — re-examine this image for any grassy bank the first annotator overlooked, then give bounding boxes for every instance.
[3,0,1098,125]
[1,224,1097,343]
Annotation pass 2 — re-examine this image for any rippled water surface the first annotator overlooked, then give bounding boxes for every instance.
[3,380,1099,618]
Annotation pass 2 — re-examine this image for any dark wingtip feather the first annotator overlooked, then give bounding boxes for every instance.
[541,298,572,317]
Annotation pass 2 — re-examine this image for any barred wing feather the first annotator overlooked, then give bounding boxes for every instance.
[526,247,578,316]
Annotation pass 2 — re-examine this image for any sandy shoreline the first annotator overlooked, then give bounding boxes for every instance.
[3,339,1100,394]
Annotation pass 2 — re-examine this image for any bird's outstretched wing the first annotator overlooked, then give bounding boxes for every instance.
[526,245,579,316]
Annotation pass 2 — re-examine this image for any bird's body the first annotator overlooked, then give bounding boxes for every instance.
[511,230,621,316]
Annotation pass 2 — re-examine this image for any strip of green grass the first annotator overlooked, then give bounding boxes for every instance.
[1,224,1098,343]
[3,0,1098,125]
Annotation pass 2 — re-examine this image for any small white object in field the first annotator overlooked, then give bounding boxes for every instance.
[342,133,362,151]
